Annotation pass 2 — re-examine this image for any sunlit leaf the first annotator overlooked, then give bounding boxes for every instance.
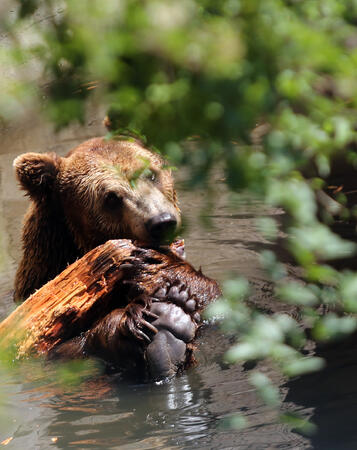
[249,372,280,407]
[276,282,318,307]
[283,356,325,377]
[312,313,357,342]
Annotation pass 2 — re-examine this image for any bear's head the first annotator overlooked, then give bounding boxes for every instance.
[14,137,181,253]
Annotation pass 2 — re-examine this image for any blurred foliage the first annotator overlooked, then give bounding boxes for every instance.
[2,0,357,430]
[0,344,100,390]
[0,344,100,435]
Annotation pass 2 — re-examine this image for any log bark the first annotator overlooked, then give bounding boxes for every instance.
[0,239,136,357]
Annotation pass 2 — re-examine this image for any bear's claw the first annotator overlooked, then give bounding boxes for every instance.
[134,329,151,343]
[121,302,159,343]
[143,309,159,320]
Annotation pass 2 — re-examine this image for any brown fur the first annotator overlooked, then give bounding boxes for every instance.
[14,137,181,301]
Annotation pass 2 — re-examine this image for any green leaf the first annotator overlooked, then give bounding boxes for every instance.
[225,342,264,362]
[279,412,316,436]
[290,224,356,261]
[340,273,357,312]
[276,282,318,307]
[312,314,357,342]
[223,278,250,301]
[283,356,325,377]
[220,413,247,430]
[256,217,279,241]
[249,372,280,407]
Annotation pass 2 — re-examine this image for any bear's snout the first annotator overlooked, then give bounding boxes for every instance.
[145,213,178,242]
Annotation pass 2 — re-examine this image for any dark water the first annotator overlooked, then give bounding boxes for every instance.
[0,116,350,449]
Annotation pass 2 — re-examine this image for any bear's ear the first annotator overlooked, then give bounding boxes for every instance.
[13,152,61,199]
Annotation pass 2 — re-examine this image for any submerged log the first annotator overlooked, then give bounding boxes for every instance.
[0,239,220,379]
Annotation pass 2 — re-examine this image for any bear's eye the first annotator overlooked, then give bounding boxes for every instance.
[145,170,156,182]
[104,191,123,210]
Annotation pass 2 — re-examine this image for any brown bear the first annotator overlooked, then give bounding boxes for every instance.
[13,137,220,380]
[14,137,181,302]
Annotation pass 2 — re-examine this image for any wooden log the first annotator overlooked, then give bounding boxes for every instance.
[0,239,136,357]
[0,239,220,364]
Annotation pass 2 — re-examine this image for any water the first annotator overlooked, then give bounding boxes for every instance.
[0,116,331,449]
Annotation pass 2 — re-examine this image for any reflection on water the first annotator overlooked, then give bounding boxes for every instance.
[0,117,310,449]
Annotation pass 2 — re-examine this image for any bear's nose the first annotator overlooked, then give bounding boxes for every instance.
[145,213,177,241]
